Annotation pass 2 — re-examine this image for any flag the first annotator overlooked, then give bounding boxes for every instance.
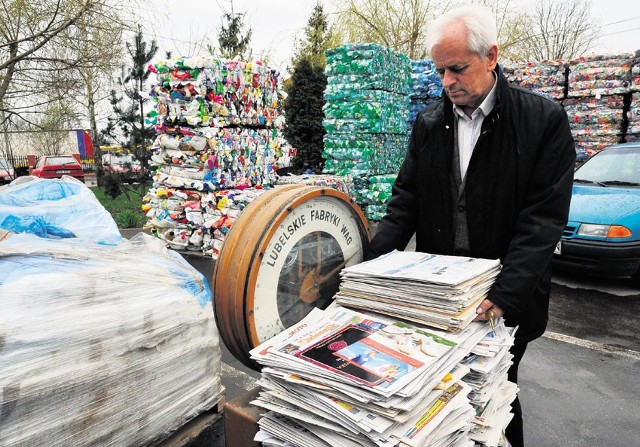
[76,130,94,159]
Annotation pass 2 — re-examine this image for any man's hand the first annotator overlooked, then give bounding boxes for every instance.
[473,299,504,323]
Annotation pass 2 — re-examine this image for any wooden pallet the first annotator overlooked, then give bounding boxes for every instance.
[155,392,226,447]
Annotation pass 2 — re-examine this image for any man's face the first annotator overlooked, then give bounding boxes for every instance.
[431,23,498,116]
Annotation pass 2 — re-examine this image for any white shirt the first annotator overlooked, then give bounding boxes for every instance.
[452,78,498,180]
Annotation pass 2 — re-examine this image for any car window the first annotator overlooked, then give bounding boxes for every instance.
[0,158,10,169]
[574,147,640,185]
[45,156,78,166]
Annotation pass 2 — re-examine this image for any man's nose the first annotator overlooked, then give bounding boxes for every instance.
[442,70,456,88]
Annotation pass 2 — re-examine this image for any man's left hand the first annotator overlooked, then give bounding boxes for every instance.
[473,299,504,322]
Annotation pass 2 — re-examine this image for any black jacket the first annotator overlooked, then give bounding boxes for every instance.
[367,66,575,342]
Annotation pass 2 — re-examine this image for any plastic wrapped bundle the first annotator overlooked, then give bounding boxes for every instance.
[0,188,223,447]
[323,133,408,177]
[503,60,567,100]
[567,54,633,97]
[148,57,284,128]
[0,176,122,245]
[324,43,411,94]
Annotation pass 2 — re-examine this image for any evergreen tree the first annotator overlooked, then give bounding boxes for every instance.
[218,9,252,59]
[102,24,157,198]
[284,57,327,174]
[293,2,337,70]
[284,3,334,174]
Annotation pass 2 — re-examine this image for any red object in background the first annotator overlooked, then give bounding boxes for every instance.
[30,155,85,183]
[76,130,94,160]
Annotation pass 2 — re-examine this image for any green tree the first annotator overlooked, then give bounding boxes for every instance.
[218,5,252,59]
[284,4,335,174]
[293,2,338,69]
[102,25,157,199]
[284,58,327,174]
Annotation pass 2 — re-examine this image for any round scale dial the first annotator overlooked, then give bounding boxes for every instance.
[213,185,370,369]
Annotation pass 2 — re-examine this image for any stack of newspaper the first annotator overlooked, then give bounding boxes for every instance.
[251,304,512,447]
[334,251,502,332]
[462,324,518,446]
[251,251,516,447]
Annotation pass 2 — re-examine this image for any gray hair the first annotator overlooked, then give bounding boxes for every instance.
[426,5,497,57]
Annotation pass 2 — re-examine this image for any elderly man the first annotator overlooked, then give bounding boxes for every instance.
[366,6,575,446]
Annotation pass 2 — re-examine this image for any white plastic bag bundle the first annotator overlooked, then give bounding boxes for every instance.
[0,232,223,447]
[0,176,122,245]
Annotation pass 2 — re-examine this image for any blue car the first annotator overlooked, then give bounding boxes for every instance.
[553,143,640,282]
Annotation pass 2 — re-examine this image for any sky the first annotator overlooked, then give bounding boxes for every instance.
[132,0,640,71]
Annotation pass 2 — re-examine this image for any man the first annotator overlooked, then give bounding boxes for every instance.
[365,6,575,446]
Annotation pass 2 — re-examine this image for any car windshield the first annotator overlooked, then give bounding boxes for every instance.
[105,154,137,165]
[574,146,640,186]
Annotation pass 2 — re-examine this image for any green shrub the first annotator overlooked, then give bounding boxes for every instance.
[91,186,147,229]
[116,210,145,228]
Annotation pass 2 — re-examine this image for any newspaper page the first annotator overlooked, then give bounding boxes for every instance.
[340,250,501,288]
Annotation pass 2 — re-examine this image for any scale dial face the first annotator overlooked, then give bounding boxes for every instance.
[253,195,365,342]
[213,185,370,370]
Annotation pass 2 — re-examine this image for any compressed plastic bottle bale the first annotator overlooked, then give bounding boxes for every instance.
[322,158,374,177]
[410,60,443,99]
[627,92,640,140]
[0,232,223,447]
[502,60,567,100]
[324,43,411,95]
[567,54,633,97]
[365,204,388,221]
[149,56,285,129]
[631,54,640,92]
[323,90,409,122]
[408,97,439,127]
[322,133,408,177]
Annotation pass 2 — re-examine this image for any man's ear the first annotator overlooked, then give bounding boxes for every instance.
[486,44,499,70]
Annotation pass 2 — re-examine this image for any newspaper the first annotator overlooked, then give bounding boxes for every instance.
[335,251,501,332]
[250,251,516,447]
[251,304,467,399]
[339,250,501,287]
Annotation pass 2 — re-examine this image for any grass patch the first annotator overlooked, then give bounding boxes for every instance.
[91,186,148,228]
